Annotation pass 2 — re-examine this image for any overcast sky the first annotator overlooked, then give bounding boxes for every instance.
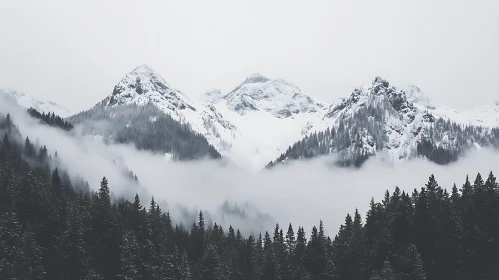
[1,0,498,112]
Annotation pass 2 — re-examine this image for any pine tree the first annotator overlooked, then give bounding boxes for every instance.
[398,244,426,280]
[381,259,396,280]
[98,177,111,210]
[199,244,224,280]
[294,226,306,265]
[157,245,175,280]
[61,209,90,280]
[0,211,45,279]
[118,229,142,280]
[285,223,296,252]
[179,249,192,280]
[322,258,340,280]
[91,176,121,278]
[304,225,326,277]
[228,256,243,280]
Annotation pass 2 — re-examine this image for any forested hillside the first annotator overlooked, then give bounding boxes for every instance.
[2,112,499,279]
[68,102,221,161]
[267,102,499,168]
[27,107,74,131]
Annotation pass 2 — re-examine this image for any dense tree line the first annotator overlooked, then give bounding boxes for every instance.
[27,107,74,131]
[68,103,221,161]
[2,112,499,279]
[416,120,499,164]
[267,96,499,168]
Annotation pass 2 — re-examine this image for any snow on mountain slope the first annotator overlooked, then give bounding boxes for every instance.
[402,84,499,128]
[468,103,499,127]
[313,77,435,160]
[73,64,499,171]
[268,76,499,167]
[319,76,499,133]
[89,65,331,171]
[98,64,237,158]
[0,88,72,117]
[217,73,328,118]
[204,73,329,171]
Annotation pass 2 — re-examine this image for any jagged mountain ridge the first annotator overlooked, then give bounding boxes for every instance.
[69,65,235,161]
[268,77,499,167]
[0,88,72,117]
[208,73,328,118]
[68,65,499,171]
[70,65,329,171]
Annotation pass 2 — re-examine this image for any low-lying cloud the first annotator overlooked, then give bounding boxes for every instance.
[2,95,498,238]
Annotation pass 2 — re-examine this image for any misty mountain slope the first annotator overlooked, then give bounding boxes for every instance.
[70,65,333,171]
[67,65,499,171]
[99,65,333,171]
[267,77,499,167]
[27,107,74,131]
[68,65,233,160]
[68,102,221,160]
[101,64,236,150]
[203,73,329,171]
[0,88,72,117]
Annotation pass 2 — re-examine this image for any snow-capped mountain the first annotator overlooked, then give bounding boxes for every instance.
[0,88,72,117]
[268,77,499,167]
[209,73,327,118]
[101,64,237,148]
[68,64,234,161]
[321,77,431,159]
[70,64,238,159]
[203,73,329,170]
[68,64,499,171]
[72,65,330,171]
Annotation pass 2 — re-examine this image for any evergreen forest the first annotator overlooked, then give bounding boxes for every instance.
[1,113,499,279]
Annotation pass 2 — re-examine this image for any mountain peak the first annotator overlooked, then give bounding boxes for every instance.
[129,64,165,83]
[217,73,327,118]
[132,64,155,74]
[372,76,390,87]
[243,73,269,84]
[106,65,185,107]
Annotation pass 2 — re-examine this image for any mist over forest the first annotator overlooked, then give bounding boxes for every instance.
[2,94,498,237]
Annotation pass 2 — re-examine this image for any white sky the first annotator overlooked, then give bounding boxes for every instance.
[1,0,498,112]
